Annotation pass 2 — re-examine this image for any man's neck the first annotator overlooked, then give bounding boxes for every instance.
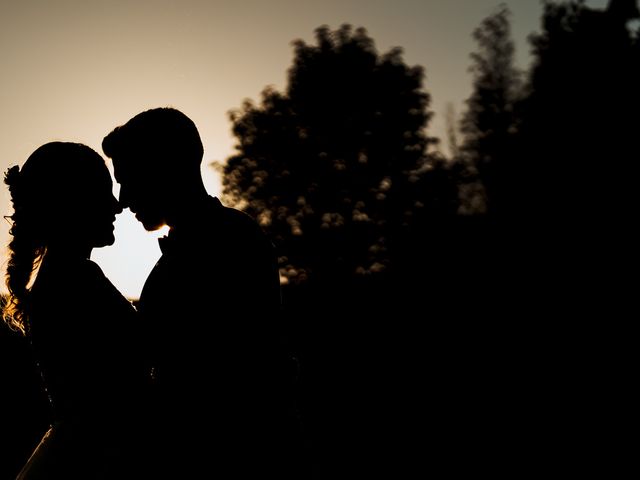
[165,187,213,229]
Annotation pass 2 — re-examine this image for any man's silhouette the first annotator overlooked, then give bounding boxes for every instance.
[103,108,304,478]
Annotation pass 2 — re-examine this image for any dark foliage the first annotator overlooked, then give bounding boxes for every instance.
[455,2,639,472]
[222,24,459,293]
[518,0,640,225]
[459,4,522,217]
[221,24,467,475]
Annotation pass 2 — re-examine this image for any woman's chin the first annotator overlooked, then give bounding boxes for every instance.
[94,232,116,248]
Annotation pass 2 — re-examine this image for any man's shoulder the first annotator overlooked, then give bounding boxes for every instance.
[221,205,260,229]
[213,199,268,240]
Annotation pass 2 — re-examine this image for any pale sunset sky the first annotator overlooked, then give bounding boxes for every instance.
[0,0,611,299]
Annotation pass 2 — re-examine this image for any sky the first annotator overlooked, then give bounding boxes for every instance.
[0,0,611,299]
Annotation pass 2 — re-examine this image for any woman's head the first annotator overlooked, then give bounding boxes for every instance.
[3,142,121,333]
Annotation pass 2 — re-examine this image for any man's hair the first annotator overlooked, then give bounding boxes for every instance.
[102,107,204,168]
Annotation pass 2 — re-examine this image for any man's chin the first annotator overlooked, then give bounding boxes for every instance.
[134,213,165,231]
[141,219,167,232]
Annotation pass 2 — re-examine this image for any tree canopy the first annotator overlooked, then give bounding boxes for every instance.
[222,24,458,290]
[459,4,521,218]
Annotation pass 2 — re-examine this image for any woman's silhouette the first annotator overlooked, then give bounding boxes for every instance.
[3,142,148,479]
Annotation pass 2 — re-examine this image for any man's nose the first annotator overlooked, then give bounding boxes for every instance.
[118,186,131,209]
[113,195,123,215]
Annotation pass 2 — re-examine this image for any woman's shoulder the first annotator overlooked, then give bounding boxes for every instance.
[82,259,108,278]
[33,258,132,312]
[31,257,91,296]
[49,258,110,292]
[82,260,135,311]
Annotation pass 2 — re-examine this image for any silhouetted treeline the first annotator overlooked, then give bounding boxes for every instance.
[458,0,638,325]
[223,3,637,474]
[222,24,460,293]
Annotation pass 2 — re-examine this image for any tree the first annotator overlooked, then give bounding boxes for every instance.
[459,4,522,218]
[222,24,456,291]
[519,0,639,223]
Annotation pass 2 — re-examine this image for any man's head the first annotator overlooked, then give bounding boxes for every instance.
[102,107,204,230]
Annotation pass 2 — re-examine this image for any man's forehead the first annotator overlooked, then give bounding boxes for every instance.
[112,153,140,168]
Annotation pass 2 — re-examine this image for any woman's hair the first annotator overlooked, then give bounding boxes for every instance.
[3,142,105,334]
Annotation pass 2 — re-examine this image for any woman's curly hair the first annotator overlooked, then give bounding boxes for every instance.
[3,164,47,334]
[3,142,104,335]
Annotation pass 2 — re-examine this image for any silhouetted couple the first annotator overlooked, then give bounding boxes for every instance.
[4,108,305,479]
